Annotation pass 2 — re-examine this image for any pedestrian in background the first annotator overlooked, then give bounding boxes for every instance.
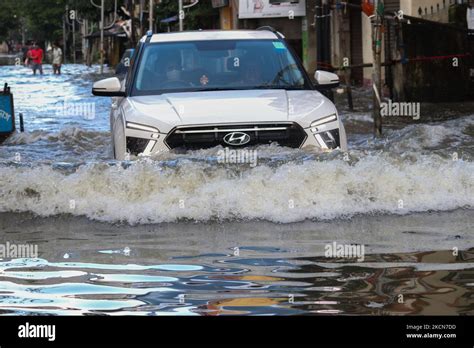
[52,43,63,75]
[29,43,44,75]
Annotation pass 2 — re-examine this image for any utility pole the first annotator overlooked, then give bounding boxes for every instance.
[179,0,184,31]
[139,0,143,36]
[82,20,88,63]
[72,13,76,64]
[100,0,105,74]
[149,0,154,31]
[180,1,199,31]
[21,18,26,46]
[372,0,383,137]
[62,14,67,64]
[338,6,353,110]
[128,0,136,47]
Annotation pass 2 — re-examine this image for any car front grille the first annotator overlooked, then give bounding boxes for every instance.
[164,123,307,150]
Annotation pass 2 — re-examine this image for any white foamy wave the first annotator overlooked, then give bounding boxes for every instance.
[5,127,109,145]
[0,154,472,224]
[389,124,460,150]
[4,130,51,144]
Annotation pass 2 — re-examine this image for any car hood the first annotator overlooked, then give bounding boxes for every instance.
[124,89,337,132]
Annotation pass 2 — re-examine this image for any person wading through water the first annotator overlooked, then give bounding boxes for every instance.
[52,43,63,75]
[29,43,44,75]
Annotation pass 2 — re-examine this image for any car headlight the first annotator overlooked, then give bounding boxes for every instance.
[126,122,159,133]
[309,114,340,149]
[310,114,337,131]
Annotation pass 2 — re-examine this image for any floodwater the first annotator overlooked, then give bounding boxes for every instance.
[0,64,473,315]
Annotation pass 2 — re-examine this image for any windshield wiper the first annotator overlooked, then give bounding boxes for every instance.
[188,87,249,92]
[181,85,305,92]
[253,85,305,90]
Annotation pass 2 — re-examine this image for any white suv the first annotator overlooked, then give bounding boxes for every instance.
[93,28,347,160]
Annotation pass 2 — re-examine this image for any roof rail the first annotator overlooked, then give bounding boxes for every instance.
[145,30,153,43]
[256,26,285,38]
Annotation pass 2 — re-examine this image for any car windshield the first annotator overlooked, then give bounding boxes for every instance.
[132,39,307,95]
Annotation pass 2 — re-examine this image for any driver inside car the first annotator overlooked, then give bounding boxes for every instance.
[165,62,182,82]
[160,57,197,88]
[237,56,265,86]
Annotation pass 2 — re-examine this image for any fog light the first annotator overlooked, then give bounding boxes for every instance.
[126,137,150,155]
[313,129,340,149]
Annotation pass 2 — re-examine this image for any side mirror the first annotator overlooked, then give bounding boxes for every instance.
[92,77,125,97]
[314,70,340,89]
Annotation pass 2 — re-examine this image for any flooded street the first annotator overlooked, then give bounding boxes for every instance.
[0,64,473,315]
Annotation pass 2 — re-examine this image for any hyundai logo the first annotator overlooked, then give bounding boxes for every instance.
[223,132,251,146]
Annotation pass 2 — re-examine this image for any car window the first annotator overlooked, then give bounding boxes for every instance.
[133,39,306,95]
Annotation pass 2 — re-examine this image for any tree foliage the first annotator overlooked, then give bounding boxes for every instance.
[0,0,219,44]
[0,0,23,41]
[154,0,219,32]
[0,0,117,43]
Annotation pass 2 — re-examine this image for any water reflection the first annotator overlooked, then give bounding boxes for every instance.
[0,211,472,315]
